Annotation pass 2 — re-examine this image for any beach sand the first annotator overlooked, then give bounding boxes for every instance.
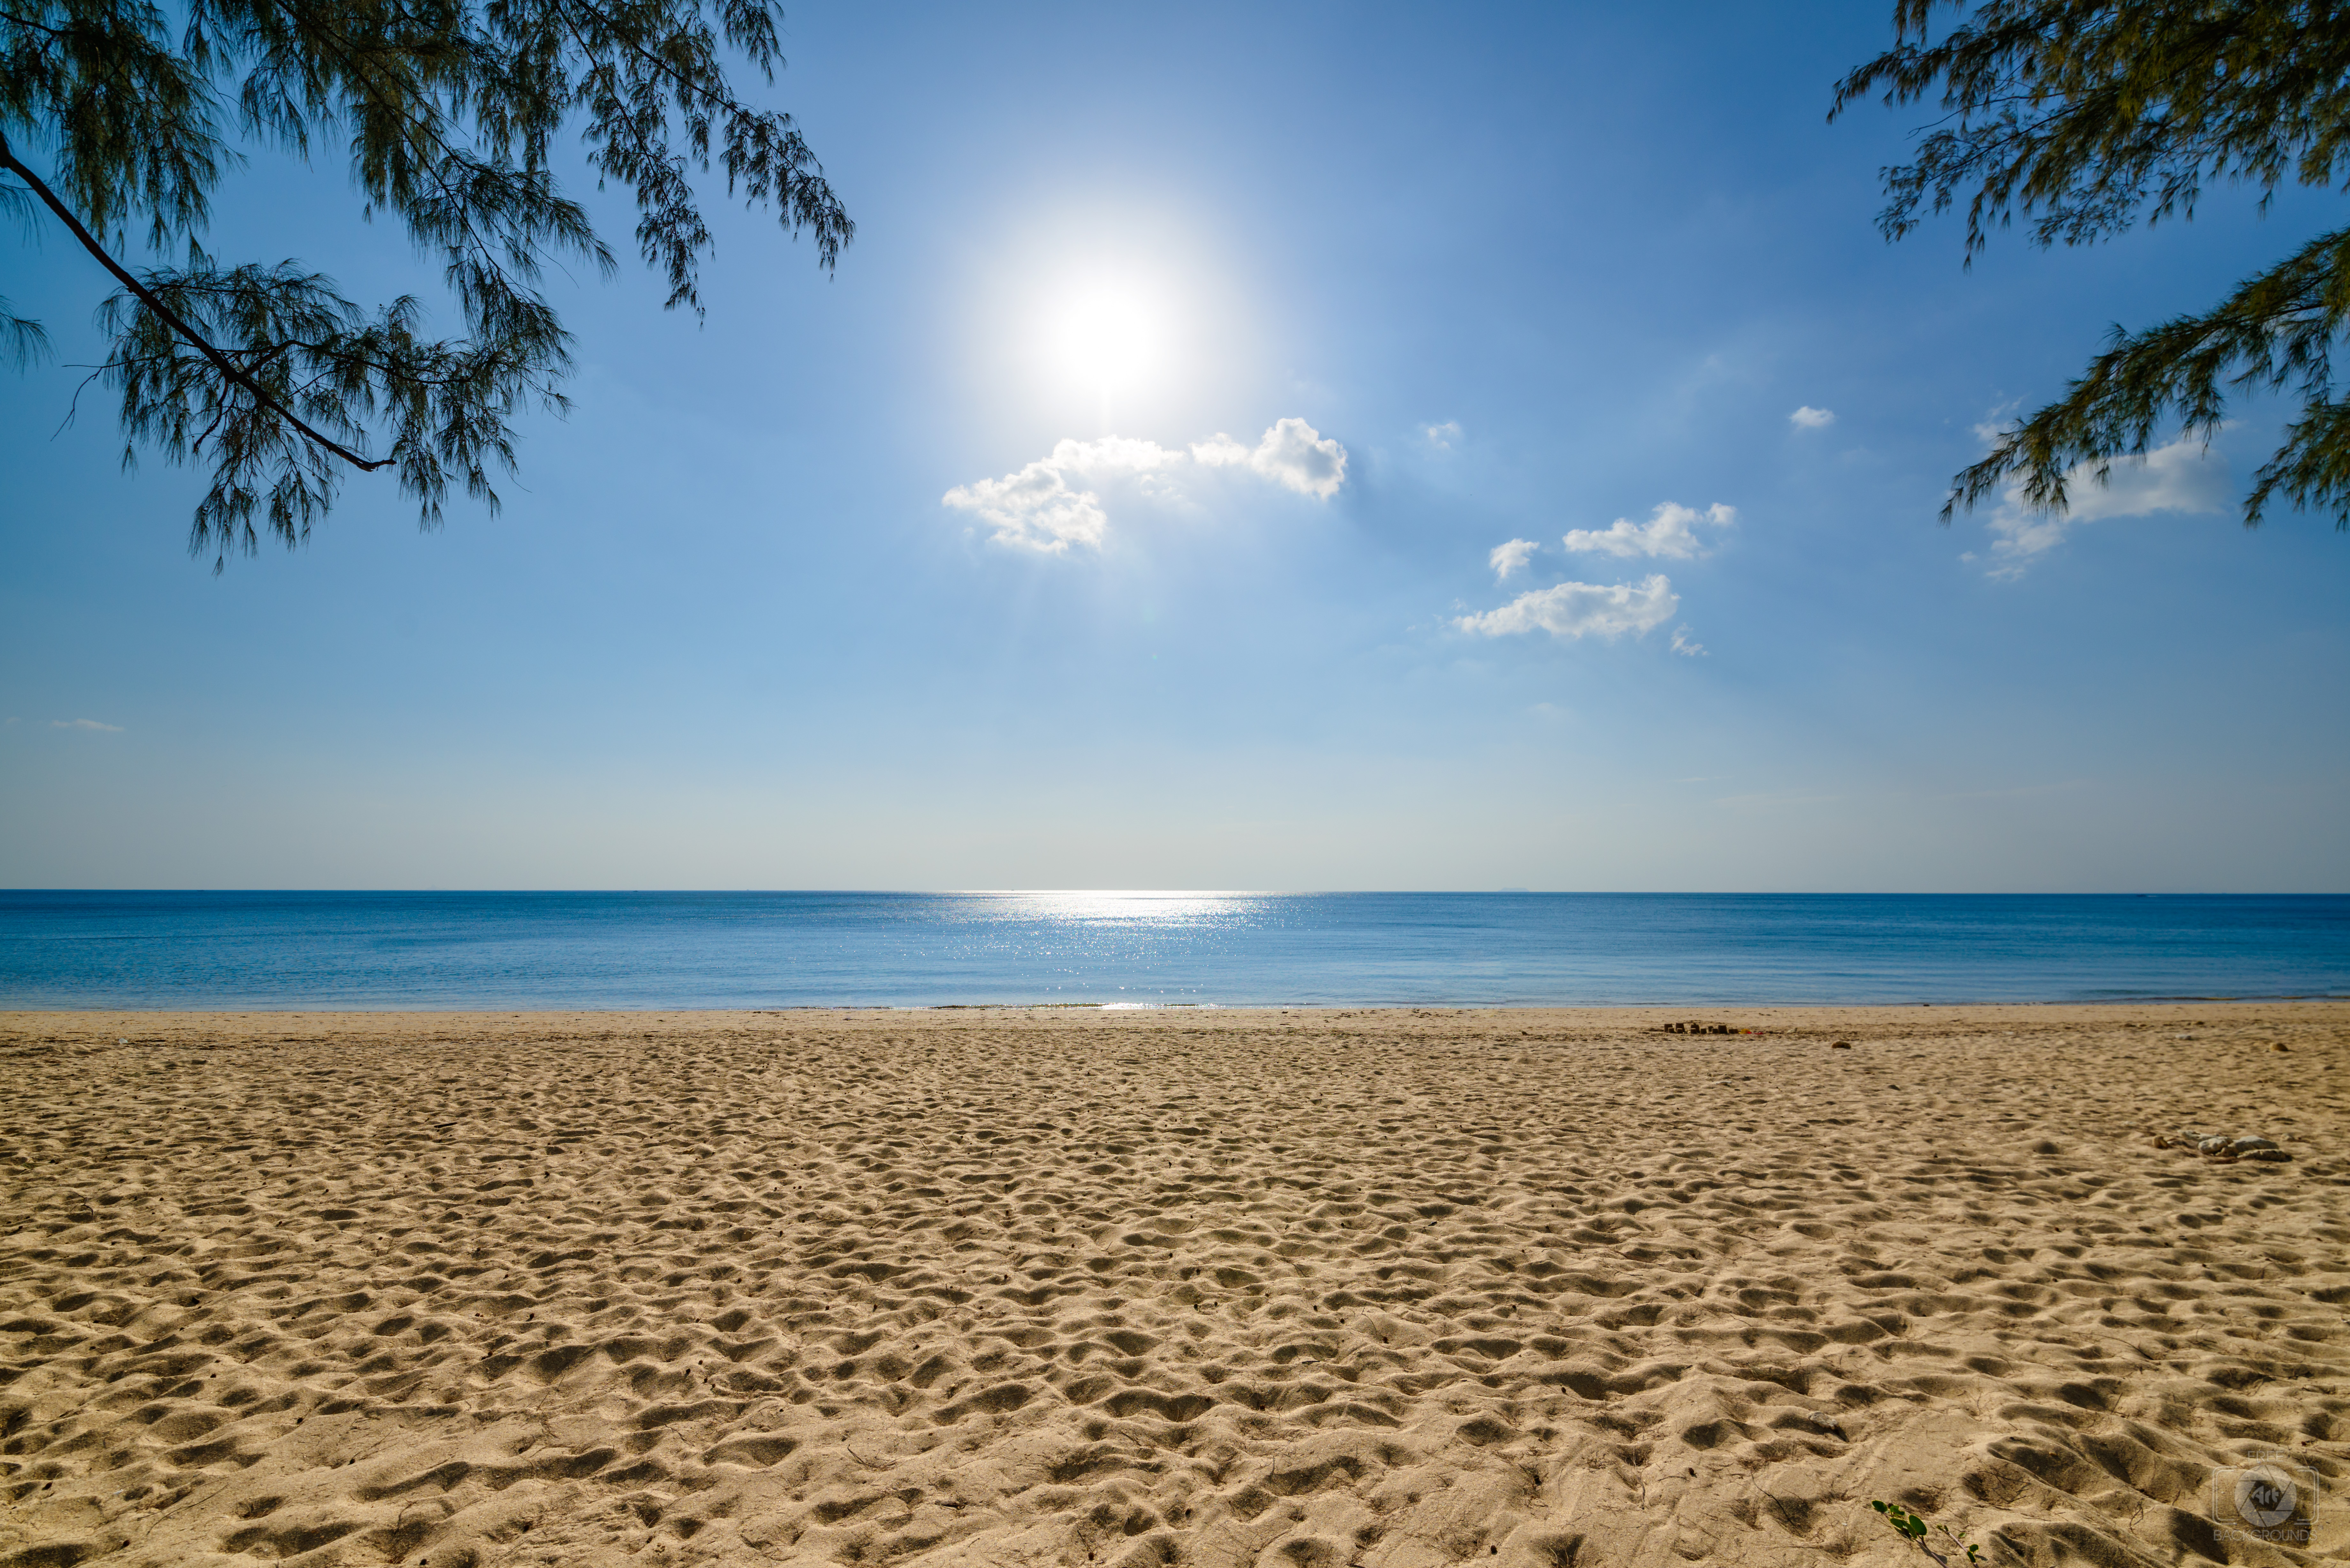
[1,1003,2344,1568]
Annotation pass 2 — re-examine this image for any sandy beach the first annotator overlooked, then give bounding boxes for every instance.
[1,1003,2343,1568]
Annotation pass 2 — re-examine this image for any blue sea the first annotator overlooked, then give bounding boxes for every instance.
[0,891,2345,1009]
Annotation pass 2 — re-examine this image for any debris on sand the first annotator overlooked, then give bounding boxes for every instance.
[2152,1129,2292,1162]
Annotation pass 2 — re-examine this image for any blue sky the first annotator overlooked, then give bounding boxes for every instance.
[4,0,2345,891]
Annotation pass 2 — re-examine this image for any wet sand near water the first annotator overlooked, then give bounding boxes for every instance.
[1,1003,2345,1568]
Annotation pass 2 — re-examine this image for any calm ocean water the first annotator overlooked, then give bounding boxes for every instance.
[1,891,2345,1009]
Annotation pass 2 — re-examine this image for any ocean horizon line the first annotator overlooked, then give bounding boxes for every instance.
[6,887,2346,898]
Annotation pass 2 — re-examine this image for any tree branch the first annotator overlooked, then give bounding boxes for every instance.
[0,128,391,472]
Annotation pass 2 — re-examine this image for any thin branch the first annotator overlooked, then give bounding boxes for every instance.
[565,0,760,121]
[240,0,592,297]
[0,129,390,472]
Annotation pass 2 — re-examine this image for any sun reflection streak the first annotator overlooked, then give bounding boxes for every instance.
[967,890,1270,929]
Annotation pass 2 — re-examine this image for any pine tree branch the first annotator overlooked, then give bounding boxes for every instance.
[5,0,848,559]
[0,128,390,472]
[1952,223,2350,527]
[1838,1,2350,529]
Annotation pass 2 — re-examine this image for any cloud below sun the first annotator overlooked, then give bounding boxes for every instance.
[1563,501,1735,560]
[944,418,1347,554]
[1461,501,1734,653]
[1458,574,1680,642]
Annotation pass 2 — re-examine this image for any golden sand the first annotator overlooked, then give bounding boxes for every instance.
[1,1004,2344,1568]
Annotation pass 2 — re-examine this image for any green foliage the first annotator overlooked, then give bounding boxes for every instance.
[2,0,849,566]
[1833,2,2350,530]
[1871,1499,1984,1564]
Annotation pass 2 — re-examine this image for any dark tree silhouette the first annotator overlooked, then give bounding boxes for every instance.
[1835,0,2350,530]
[3,0,849,566]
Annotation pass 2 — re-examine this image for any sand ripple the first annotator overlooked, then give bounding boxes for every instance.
[1,1005,2344,1568]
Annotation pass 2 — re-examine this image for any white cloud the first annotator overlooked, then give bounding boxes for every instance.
[1047,435,1186,478]
[52,718,123,732]
[1670,626,1706,657]
[1563,501,1735,560]
[1789,406,1836,430]
[1488,538,1539,581]
[1972,398,2022,447]
[941,462,1110,554]
[1982,436,2229,578]
[1455,575,1678,642]
[2048,439,2229,524]
[948,418,1346,553]
[1192,417,1347,499]
[1424,420,1462,451]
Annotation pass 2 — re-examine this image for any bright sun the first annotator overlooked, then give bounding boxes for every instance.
[1051,284,1164,395]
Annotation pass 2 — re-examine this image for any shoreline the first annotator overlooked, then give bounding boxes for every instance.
[4,1005,2344,1568]
[6,997,2348,1019]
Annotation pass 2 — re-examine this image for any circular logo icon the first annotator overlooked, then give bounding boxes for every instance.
[2235,1467,2298,1529]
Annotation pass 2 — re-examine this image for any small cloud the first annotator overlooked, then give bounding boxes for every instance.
[1789,406,1836,430]
[1050,435,1187,478]
[1488,538,1539,581]
[946,418,1346,554]
[942,461,1111,554]
[1423,420,1462,451]
[1982,436,2229,578]
[1972,397,2022,446]
[1456,575,1679,642]
[1670,626,1706,657]
[1563,501,1736,560]
[53,718,123,732]
[1192,417,1347,499]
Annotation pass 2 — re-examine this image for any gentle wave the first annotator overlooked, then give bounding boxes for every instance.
[3,890,2345,1008]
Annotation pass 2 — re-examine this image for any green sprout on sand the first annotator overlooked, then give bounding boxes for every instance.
[1870,1500,1982,1565]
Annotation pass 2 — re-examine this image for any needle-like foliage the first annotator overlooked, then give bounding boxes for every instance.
[2,0,848,567]
[1833,1,2350,529]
